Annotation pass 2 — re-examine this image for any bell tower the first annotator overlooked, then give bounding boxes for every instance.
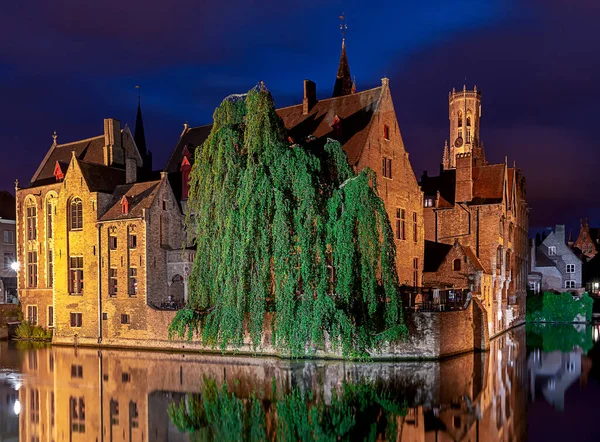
[443,85,485,169]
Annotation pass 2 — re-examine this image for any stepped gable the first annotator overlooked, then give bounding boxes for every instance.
[471,163,505,205]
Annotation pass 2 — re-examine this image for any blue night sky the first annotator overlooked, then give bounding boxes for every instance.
[1,0,598,233]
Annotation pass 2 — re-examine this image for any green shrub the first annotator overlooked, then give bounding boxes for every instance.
[15,321,52,340]
[526,323,594,353]
[526,291,593,323]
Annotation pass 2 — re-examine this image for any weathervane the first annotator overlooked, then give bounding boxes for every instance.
[339,13,347,40]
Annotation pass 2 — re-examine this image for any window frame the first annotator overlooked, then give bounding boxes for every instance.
[48,305,54,327]
[381,157,392,179]
[27,251,38,288]
[69,256,84,295]
[566,264,575,273]
[383,124,390,140]
[26,201,37,240]
[548,246,557,256]
[27,305,38,325]
[109,267,118,296]
[70,197,83,231]
[395,208,406,241]
[128,267,138,296]
[3,230,14,244]
[121,314,131,325]
[453,258,462,272]
[70,312,83,328]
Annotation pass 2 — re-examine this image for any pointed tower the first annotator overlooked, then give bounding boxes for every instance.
[332,39,353,97]
[134,94,152,176]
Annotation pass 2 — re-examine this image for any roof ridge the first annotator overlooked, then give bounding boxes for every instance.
[55,134,104,147]
[275,85,383,112]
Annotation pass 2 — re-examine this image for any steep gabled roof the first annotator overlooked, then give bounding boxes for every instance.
[164,124,212,174]
[99,180,162,221]
[461,244,485,272]
[78,161,126,193]
[471,163,505,205]
[30,135,108,187]
[277,86,382,165]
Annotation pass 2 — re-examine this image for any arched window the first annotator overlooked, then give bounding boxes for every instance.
[466,111,472,127]
[496,247,503,269]
[457,111,463,128]
[453,258,461,271]
[499,218,504,236]
[70,198,83,230]
[46,194,56,239]
[26,199,37,240]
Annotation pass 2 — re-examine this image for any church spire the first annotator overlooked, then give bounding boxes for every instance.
[134,86,152,173]
[332,14,353,97]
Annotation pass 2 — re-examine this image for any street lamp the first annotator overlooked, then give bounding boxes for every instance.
[10,261,19,271]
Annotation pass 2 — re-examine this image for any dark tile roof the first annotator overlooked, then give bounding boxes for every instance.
[30,135,109,187]
[535,248,555,267]
[423,240,452,272]
[420,169,456,208]
[99,180,162,221]
[277,86,382,165]
[461,245,485,272]
[164,125,212,174]
[0,191,15,220]
[78,161,126,193]
[471,164,505,204]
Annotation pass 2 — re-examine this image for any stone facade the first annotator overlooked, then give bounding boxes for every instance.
[528,224,583,293]
[16,117,192,344]
[420,86,529,338]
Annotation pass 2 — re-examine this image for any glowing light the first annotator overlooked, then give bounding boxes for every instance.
[9,261,19,271]
[13,399,20,415]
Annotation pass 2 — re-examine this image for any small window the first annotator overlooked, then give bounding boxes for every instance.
[130,401,139,428]
[109,236,118,250]
[48,306,54,327]
[71,365,83,378]
[122,373,131,383]
[70,312,82,327]
[382,157,392,179]
[70,198,83,230]
[424,198,434,208]
[129,234,137,249]
[383,125,390,140]
[566,264,575,273]
[27,305,38,325]
[565,280,576,289]
[548,246,557,256]
[3,230,14,244]
[453,259,461,272]
[121,314,130,325]
[109,268,118,296]
[102,312,108,320]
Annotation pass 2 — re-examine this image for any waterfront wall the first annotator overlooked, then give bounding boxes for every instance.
[50,297,520,360]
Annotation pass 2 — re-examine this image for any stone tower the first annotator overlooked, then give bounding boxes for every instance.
[443,85,486,169]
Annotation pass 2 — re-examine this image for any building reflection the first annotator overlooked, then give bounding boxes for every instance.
[16,327,527,441]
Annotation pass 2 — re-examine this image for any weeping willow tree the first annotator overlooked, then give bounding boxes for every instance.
[168,377,406,441]
[170,83,406,357]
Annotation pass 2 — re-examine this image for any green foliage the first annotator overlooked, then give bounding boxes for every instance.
[170,84,406,357]
[0,304,23,326]
[526,323,594,354]
[526,291,593,323]
[168,376,406,441]
[15,322,52,341]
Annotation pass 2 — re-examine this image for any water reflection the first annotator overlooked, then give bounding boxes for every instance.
[0,328,528,441]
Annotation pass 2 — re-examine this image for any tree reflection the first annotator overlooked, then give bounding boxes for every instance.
[168,377,407,441]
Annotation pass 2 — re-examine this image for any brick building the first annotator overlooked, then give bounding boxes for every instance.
[165,39,425,286]
[15,111,193,344]
[0,191,17,303]
[420,86,529,336]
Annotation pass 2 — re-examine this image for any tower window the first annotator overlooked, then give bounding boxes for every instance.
[457,111,463,128]
[383,125,390,140]
[467,111,472,127]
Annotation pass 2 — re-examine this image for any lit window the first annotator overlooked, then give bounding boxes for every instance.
[26,200,37,240]
[70,198,83,230]
[424,198,434,208]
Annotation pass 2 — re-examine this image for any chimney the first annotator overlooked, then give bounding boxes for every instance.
[555,224,566,243]
[530,238,536,269]
[103,118,123,166]
[303,80,316,115]
[455,153,473,203]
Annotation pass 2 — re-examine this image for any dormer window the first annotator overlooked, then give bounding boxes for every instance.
[53,161,64,181]
[383,125,390,140]
[121,196,129,215]
[330,115,342,137]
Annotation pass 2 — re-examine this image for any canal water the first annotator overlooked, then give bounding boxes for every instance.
[0,323,597,441]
